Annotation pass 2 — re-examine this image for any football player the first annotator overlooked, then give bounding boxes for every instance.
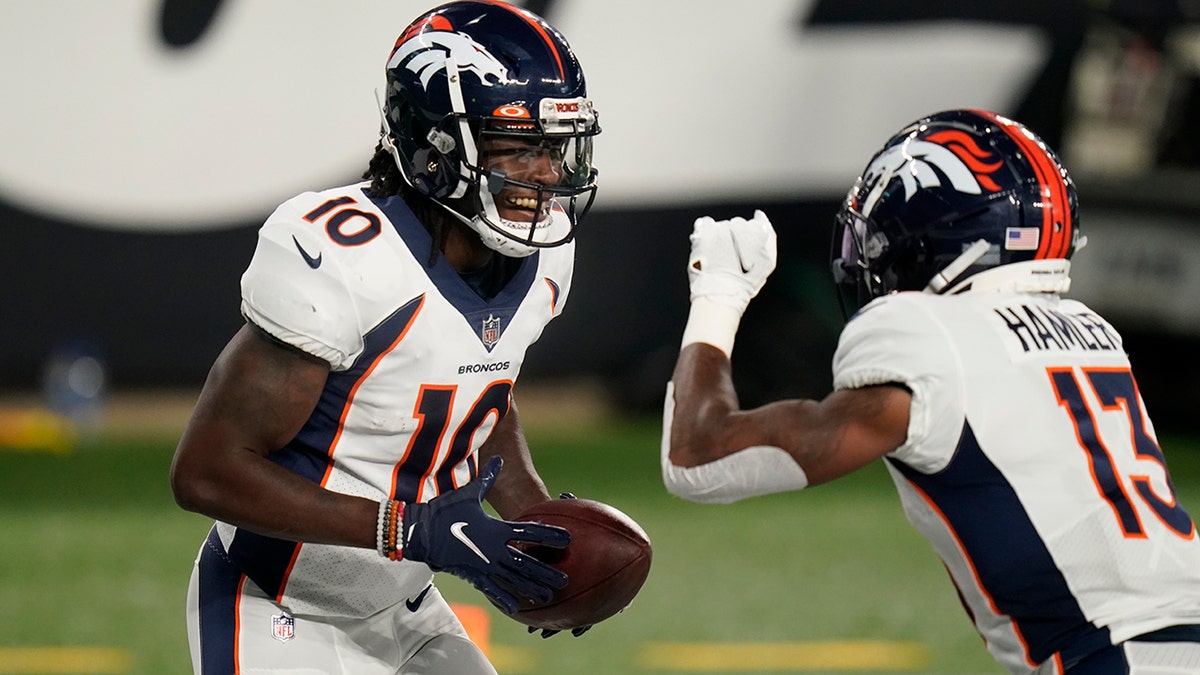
[662,109,1200,674]
[170,2,600,673]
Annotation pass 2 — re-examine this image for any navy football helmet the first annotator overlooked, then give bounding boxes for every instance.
[831,109,1081,316]
[381,0,600,257]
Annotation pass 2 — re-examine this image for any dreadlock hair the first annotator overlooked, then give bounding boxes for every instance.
[362,141,449,265]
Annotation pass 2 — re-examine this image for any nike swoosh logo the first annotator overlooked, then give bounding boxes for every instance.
[449,522,490,563]
[729,234,750,273]
[405,584,432,612]
[291,235,322,269]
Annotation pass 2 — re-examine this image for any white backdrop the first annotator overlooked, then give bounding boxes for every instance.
[0,0,1046,230]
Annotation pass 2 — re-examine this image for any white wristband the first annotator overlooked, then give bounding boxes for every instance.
[680,297,743,358]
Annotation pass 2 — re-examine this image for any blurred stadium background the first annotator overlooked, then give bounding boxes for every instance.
[3,1,1200,673]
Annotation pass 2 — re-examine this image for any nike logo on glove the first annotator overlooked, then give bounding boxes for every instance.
[450,522,491,563]
[292,235,322,269]
[405,584,432,612]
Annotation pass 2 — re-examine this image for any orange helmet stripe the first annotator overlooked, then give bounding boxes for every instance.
[477,0,566,79]
[973,110,1072,259]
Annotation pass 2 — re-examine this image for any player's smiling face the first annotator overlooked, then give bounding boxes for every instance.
[481,137,567,223]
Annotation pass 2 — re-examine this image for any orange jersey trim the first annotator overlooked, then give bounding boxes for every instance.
[234,574,247,674]
[274,295,427,603]
[906,478,1040,669]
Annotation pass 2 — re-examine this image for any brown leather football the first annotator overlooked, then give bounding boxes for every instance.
[504,497,652,631]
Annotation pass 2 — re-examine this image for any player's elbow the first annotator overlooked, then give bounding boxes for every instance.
[662,445,810,505]
[661,457,746,505]
[169,468,201,513]
[169,455,218,514]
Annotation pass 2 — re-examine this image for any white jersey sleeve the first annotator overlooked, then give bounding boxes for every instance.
[832,294,965,473]
[240,193,364,370]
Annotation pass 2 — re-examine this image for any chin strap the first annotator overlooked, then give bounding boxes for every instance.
[376,89,415,189]
[444,58,473,201]
[374,88,484,240]
[924,233,1084,297]
[924,239,991,294]
[948,259,1073,295]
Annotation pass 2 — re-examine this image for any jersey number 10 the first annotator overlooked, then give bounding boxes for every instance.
[393,381,514,503]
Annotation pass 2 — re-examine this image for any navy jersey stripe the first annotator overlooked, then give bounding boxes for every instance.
[888,422,1108,665]
[1064,642,1129,672]
[365,189,540,346]
[197,528,241,675]
[223,530,299,603]
[225,296,426,600]
[292,293,426,456]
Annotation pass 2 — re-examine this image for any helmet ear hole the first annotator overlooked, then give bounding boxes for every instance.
[905,235,945,292]
[830,258,852,285]
[411,147,459,199]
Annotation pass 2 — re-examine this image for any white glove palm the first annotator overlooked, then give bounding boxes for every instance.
[687,210,777,315]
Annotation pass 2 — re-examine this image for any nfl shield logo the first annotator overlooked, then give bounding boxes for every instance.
[271,613,295,643]
[481,315,501,350]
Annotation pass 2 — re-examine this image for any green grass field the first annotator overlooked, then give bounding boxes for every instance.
[3,404,1199,675]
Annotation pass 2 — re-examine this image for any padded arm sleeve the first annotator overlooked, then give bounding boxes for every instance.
[660,382,809,504]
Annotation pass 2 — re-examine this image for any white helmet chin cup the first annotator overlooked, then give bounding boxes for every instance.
[467,203,573,258]
[472,221,539,257]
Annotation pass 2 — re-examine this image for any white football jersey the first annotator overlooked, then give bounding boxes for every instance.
[215,182,573,618]
[833,288,1200,674]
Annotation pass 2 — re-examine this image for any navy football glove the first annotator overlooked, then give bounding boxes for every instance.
[402,456,571,614]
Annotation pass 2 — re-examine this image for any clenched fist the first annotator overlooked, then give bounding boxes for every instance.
[687,210,777,316]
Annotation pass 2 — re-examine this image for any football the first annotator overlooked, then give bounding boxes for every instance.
[503,497,652,631]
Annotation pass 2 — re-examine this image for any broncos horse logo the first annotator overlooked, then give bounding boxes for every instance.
[387,16,519,90]
[859,130,1004,218]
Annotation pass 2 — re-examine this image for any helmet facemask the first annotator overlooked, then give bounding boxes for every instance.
[455,100,600,257]
[381,89,599,257]
[832,199,1011,319]
[831,202,922,320]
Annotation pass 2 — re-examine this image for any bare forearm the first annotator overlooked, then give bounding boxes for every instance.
[169,325,377,548]
[172,441,377,548]
[668,343,742,465]
[479,403,551,518]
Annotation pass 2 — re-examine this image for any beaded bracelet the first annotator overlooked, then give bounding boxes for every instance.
[376,499,405,560]
[376,498,392,559]
[389,501,404,561]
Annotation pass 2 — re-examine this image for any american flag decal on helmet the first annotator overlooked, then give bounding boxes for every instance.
[972,109,1073,260]
[1006,227,1040,251]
